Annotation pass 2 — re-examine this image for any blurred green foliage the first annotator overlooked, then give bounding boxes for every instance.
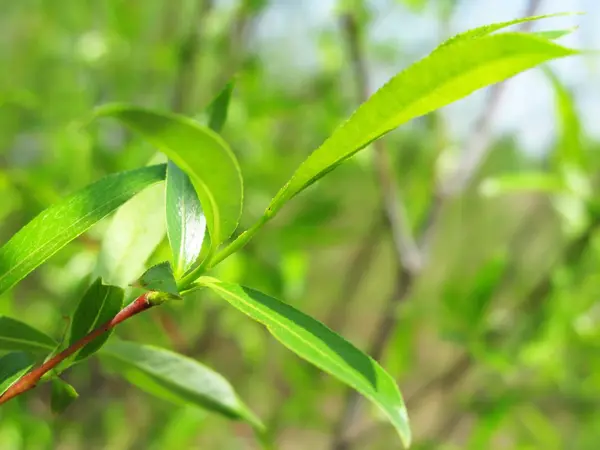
[1,0,599,449]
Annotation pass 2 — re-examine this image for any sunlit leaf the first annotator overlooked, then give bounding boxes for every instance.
[95,106,243,251]
[199,277,411,447]
[67,278,124,362]
[166,162,206,279]
[267,32,577,214]
[0,164,167,295]
[0,316,56,353]
[50,377,79,413]
[440,13,579,48]
[166,80,235,278]
[99,339,263,430]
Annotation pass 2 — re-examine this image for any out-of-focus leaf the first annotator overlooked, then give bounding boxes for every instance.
[545,67,585,169]
[0,352,34,395]
[95,182,166,287]
[199,277,411,447]
[135,262,180,298]
[0,316,56,353]
[267,32,577,214]
[166,161,206,279]
[206,79,235,133]
[533,28,578,40]
[67,278,124,362]
[99,339,263,430]
[480,172,565,197]
[95,106,243,251]
[50,378,79,414]
[0,165,167,295]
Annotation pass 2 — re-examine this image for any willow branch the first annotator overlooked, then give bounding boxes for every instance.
[0,293,156,406]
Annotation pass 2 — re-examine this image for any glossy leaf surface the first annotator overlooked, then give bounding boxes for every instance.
[166,161,206,279]
[199,277,410,447]
[96,106,243,250]
[0,164,166,295]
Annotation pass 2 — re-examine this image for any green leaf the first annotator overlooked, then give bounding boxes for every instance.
[480,172,565,197]
[95,105,243,251]
[99,339,263,431]
[67,278,124,362]
[267,32,577,215]
[135,262,180,298]
[0,164,167,295]
[440,13,580,48]
[50,378,79,413]
[165,81,235,279]
[206,79,235,133]
[0,316,56,353]
[545,67,585,169]
[0,352,34,395]
[533,28,578,40]
[95,181,167,287]
[166,161,206,279]
[198,277,411,447]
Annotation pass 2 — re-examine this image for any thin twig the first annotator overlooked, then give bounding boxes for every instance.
[324,213,385,331]
[0,293,156,406]
[341,12,422,275]
[330,1,544,448]
[171,0,214,114]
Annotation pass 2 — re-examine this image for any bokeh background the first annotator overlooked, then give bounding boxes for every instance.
[1,0,600,449]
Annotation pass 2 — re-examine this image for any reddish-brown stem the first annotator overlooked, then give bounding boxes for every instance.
[0,293,155,406]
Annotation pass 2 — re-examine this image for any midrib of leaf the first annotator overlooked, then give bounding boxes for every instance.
[177,163,220,249]
[0,184,152,287]
[0,336,55,351]
[176,182,188,275]
[84,288,110,339]
[204,280,385,396]
[268,33,575,212]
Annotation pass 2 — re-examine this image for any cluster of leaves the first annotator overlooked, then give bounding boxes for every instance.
[0,13,581,448]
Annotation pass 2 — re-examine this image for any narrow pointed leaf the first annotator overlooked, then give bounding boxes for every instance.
[166,161,206,279]
[533,28,578,40]
[95,106,243,250]
[0,164,167,295]
[206,79,235,133]
[0,352,34,395]
[50,378,79,413]
[439,13,580,47]
[67,278,124,362]
[545,67,585,169]
[135,262,180,298]
[199,277,410,447]
[99,339,263,430]
[0,316,56,353]
[268,32,577,214]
